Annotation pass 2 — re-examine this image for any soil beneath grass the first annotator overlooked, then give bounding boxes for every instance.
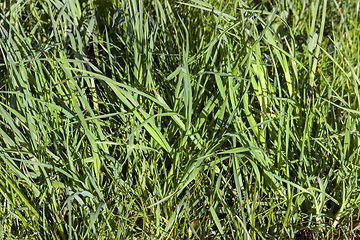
[295,230,313,240]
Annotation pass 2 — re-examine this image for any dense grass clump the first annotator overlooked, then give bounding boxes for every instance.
[1,0,360,239]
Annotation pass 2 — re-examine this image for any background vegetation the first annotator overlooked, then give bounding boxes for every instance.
[0,0,360,239]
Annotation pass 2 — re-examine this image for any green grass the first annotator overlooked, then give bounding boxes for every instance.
[1,0,360,239]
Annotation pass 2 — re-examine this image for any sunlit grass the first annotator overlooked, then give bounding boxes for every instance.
[0,0,360,239]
